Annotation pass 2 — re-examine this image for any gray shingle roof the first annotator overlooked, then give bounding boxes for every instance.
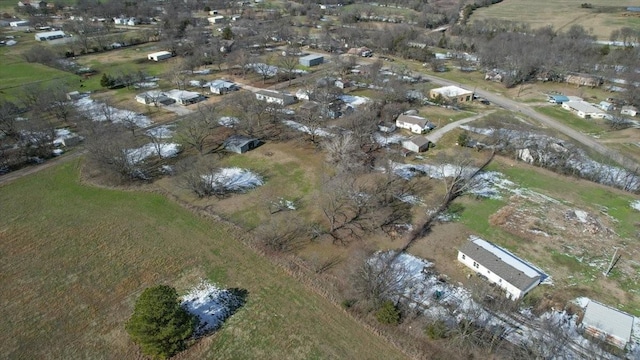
[459,240,541,291]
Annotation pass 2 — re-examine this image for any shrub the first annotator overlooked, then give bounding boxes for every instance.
[375,300,400,325]
[425,320,448,339]
[341,299,356,309]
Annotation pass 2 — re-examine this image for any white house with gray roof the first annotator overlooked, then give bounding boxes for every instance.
[458,237,543,300]
[395,114,435,134]
[581,300,634,349]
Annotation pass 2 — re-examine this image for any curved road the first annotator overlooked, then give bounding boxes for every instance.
[419,73,640,170]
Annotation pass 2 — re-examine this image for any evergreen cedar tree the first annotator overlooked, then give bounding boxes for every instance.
[126,285,196,359]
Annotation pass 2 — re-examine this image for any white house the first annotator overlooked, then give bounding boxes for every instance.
[147,51,173,61]
[207,15,225,24]
[581,300,634,349]
[395,114,435,134]
[34,30,65,41]
[621,105,637,117]
[255,90,297,106]
[135,91,174,105]
[561,101,607,119]
[458,237,542,300]
[402,135,431,153]
[10,20,29,27]
[164,89,204,105]
[209,80,239,95]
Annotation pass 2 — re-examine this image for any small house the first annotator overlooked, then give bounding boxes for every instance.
[255,90,297,106]
[208,15,225,24]
[548,94,569,104]
[621,105,637,117]
[34,30,65,41]
[299,54,324,67]
[581,300,634,349]
[561,101,607,119]
[209,80,239,95]
[402,136,431,153]
[395,114,435,134]
[135,91,174,105]
[458,237,543,300]
[147,51,173,61]
[429,85,473,103]
[164,89,204,106]
[377,122,396,133]
[599,101,614,112]
[9,20,29,27]
[224,135,260,154]
[565,73,603,88]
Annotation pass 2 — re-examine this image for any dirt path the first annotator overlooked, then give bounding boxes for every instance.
[427,110,495,143]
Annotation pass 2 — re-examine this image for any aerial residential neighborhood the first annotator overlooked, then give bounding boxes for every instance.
[1,0,639,359]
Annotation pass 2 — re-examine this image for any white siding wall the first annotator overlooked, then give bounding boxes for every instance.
[457,251,525,299]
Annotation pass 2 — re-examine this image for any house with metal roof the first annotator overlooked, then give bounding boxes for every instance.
[209,80,239,95]
[458,236,543,300]
[224,135,260,154]
[255,90,297,106]
[561,101,607,119]
[547,94,570,104]
[402,135,431,153]
[581,300,634,349]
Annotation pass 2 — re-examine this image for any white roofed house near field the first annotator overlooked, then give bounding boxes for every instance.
[457,236,547,300]
[429,85,473,103]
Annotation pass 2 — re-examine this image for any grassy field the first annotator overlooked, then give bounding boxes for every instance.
[534,105,610,135]
[0,160,408,360]
[471,0,640,40]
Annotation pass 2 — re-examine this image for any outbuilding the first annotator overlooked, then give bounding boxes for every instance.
[402,135,431,153]
[299,54,324,67]
[10,20,29,27]
[224,135,260,154]
[209,80,239,95]
[581,300,634,349]
[34,30,65,41]
[429,85,473,103]
[548,94,569,104]
[621,105,637,117]
[147,51,173,61]
[164,89,204,105]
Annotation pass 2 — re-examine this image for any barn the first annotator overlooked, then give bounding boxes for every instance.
[299,54,324,67]
[224,135,260,154]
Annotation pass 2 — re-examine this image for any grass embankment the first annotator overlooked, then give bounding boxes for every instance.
[534,106,610,135]
[0,160,408,360]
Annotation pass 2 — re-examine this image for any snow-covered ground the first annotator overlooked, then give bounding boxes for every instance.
[145,125,175,139]
[339,94,370,108]
[126,143,180,164]
[378,251,633,359]
[202,168,263,192]
[181,280,245,337]
[218,116,239,128]
[373,132,407,146]
[246,63,278,77]
[74,96,152,128]
[282,120,334,137]
[631,200,640,211]
[53,128,79,147]
[134,82,158,89]
[460,125,640,192]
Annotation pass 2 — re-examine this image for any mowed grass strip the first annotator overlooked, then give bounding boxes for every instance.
[0,160,408,360]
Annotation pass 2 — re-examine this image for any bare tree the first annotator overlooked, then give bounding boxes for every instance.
[322,132,364,174]
[254,212,307,253]
[177,104,220,154]
[278,46,300,86]
[0,100,21,139]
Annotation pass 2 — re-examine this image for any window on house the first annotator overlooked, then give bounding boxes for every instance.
[473,261,479,268]
[461,254,466,260]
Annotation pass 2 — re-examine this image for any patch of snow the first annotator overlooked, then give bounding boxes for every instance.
[126,143,180,164]
[202,167,263,192]
[338,94,370,108]
[574,210,589,223]
[246,63,278,77]
[218,116,239,128]
[145,125,175,139]
[193,69,211,75]
[631,200,640,211]
[74,96,152,128]
[52,149,63,156]
[395,194,423,205]
[282,120,334,137]
[181,280,244,337]
[189,80,203,87]
[573,297,591,309]
[134,82,158,89]
[373,132,406,146]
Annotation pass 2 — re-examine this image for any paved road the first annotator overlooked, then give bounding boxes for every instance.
[427,110,495,143]
[419,73,640,170]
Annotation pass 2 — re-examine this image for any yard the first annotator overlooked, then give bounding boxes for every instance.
[0,160,408,360]
[471,0,640,40]
[534,105,611,135]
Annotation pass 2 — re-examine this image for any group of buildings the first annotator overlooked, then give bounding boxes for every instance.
[548,94,637,119]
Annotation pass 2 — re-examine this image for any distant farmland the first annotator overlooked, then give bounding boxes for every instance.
[471,0,640,40]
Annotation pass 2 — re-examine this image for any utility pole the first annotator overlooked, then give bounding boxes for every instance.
[603,248,620,277]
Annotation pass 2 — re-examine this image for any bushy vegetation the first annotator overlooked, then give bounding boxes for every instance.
[375,300,401,325]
